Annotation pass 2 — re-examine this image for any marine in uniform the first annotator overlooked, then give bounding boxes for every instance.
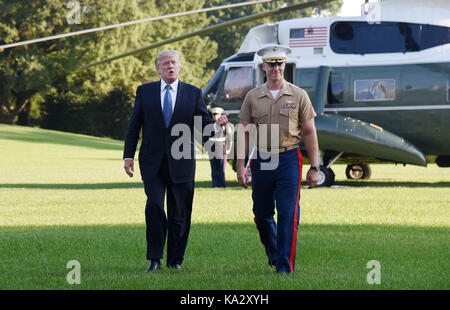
[207,107,233,187]
[236,45,319,274]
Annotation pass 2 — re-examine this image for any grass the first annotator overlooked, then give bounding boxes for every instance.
[0,123,449,290]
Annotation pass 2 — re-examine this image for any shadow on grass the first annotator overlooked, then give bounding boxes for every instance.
[0,180,242,190]
[194,180,242,189]
[0,223,447,290]
[2,180,448,190]
[0,125,215,156]
[334,180,450,188]
[0,128,122,151]
[0,182,144,190]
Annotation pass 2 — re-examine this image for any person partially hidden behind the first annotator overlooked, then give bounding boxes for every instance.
[206,107,233,188]
[123,50,228,272]
[236,45,319,274]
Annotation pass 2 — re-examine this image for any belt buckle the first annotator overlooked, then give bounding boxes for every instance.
[277,147,286,154]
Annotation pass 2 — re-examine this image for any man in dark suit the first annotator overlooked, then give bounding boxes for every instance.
[123,50,228,272]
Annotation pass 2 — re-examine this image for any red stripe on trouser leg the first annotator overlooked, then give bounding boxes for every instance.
[289,149,303,273]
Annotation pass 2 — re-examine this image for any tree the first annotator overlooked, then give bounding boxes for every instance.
[0,0,217,126]
[0,0,342,135]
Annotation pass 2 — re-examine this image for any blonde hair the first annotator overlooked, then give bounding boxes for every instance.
[155,50,180,67]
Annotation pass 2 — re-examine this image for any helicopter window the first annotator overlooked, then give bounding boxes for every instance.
[447,79,450,103]
[221,66,253,101]
[421,24,450,51]
[328,74,344,104]
[297,69,316,90]
[330,21,450,54]
[331,22,354,41]
[354,79,395,101]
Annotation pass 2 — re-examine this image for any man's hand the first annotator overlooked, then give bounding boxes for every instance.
[306,169,319,188]
[237,165,248,188]
[301,118,319,188]
[215,113,229,126]
[124,159,134,177]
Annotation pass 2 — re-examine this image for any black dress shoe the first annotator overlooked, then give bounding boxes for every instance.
[268,260,276,268]
[145,260,162,273]
[169,264,182,270]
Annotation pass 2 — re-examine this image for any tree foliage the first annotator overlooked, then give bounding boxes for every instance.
[0,0,342,138]
[0,0,216,129]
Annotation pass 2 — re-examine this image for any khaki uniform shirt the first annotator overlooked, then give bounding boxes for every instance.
[238,81,316,150]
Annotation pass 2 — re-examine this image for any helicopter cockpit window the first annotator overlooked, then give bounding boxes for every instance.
[330,21,450,54]
[354,79,395,101]
[221,66,253,101]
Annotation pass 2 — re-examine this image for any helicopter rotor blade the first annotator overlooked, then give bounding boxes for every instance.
[78,0,333,71]
[0,0,272,51]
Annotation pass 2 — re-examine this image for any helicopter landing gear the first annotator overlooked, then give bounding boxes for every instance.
[317,165,335,187]
[345,163,372,180]
[316,151,343,187]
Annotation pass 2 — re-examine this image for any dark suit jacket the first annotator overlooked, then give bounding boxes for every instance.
[123,80,213,183]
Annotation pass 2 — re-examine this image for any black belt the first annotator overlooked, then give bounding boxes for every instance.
[258,145,299,154]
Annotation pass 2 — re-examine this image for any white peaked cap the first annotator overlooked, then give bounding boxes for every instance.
[257,45,292,62]
[210,107,224,114]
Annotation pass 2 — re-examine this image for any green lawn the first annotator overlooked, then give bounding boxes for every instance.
[0,123,448,290]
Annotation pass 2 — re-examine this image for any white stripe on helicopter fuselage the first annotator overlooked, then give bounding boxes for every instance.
[223,105,450,115]
[324,105,450,112]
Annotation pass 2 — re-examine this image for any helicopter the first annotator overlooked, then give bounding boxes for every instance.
[201,0,450,186]
[3,0,448,187]
[80,0,450,187]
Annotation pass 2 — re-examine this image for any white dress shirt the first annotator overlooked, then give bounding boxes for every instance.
[161,78,220,131]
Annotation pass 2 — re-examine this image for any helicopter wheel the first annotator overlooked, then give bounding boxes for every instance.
[345,164,371,180]
[317,166,335,187]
